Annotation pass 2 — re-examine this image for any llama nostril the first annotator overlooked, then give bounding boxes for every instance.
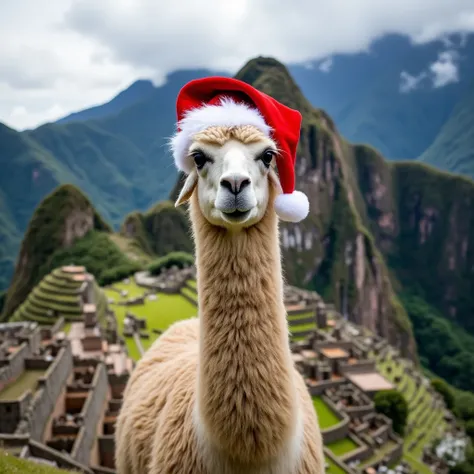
[220,175,251,194]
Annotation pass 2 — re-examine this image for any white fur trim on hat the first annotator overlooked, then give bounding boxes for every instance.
[274,190,310,223]
[170,97,272,173]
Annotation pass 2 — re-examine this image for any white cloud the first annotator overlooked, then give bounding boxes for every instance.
[318,58,333,73]
[429,50,460,87]
[399,71,427,93]
[1,0,474,129]
[400,49,461,93]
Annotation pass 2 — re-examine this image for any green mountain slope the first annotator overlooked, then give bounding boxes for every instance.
[0,69,227,292]
[1,184,111,320]
[418,80,474,180]
[56,79,155,124]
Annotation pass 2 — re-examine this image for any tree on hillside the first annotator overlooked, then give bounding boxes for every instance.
[432,378,455,409]
[374,389,408,435]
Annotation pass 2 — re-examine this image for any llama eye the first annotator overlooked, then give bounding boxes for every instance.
[192,151,210,170]
[258,149,275,167]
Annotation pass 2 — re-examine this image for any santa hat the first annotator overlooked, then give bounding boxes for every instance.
[170,76,309,223]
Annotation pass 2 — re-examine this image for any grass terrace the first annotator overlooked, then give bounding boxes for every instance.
[326,438,359,457]
[11,267,107,326]
[104,279,197,360]
[0,370,45,401]
[325,455,346,474]
[0,450,76,474]
[375,350,446,474]
[312,396,341,429]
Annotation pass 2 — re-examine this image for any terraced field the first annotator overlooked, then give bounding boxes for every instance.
[375,350,446,474]
[11,267,107,325]
[104,279,197,360]
[313,396,341,429]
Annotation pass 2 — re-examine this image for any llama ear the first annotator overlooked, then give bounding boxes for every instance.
[175,170,198,207]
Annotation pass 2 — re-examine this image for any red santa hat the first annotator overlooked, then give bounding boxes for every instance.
[170,76,309,223]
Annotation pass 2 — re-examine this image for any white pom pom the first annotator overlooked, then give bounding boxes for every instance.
[274,191,309,223]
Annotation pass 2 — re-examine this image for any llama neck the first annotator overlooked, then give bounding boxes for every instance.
[190,196,299,467]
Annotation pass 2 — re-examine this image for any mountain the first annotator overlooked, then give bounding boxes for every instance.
[288,33,474,161]
[1,184,111,320]
[418,79,474,178]
[0,68,226,291]
[55,79,156,124]
[4,55,474,381]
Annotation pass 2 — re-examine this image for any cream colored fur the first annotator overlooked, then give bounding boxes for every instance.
[115,126,324,474]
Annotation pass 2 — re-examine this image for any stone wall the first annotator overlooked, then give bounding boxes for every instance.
[0,342,30,391]
[17,342,73,440]
[0,391,32,433]
[324,447,357,474]
[339,433,373,464]
[28,439,94,474]
[320,395,350,444]
[51,317,65,336]
[180,290,198,307]
[339,360,376,374]
[72,362,109,466]
[308,378,345,396]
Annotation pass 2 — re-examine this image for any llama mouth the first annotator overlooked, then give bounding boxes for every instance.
[221,209,251,221]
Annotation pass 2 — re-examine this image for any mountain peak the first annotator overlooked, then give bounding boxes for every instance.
[235,56,316,116]
[1,184,110,320]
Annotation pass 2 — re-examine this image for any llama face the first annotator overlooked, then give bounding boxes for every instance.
[176,128,281,230]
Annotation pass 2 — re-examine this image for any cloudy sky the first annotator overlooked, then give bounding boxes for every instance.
[1,0,474,130]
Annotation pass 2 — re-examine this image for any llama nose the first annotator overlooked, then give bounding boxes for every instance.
[220,174,251,195]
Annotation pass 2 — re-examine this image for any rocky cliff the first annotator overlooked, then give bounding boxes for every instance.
[355,149,474,335]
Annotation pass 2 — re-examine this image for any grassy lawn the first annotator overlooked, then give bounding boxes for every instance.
[0,370,45,401]
[0,450,77,473]
[290,322,316,332]
[104,280,197,360]
[108,281,146,299]
[187,280,197,289]
[325,456,346,474]
[312,397,341,429]
[326,438,359,456]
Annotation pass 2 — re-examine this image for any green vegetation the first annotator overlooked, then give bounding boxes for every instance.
[120,200,193,258]
[432,378,455,410]
[1,185,110,320]
[0,450,76,473]
[401,292,474,393]
[325,456,346,474]
[326,438,358,456]
[374,389,408,436]
[148,251,194,276]
[103,278,197,360]
[376,351,447,471]
[419,80,474,180]
[0,370,45,401]
[312,396,340,429]
[10,267,107,325]
[45,230,143,286]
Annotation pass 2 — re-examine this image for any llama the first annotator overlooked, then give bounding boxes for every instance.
[115,77,324,474]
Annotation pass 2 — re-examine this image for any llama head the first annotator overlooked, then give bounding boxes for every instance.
[175,125,282,230]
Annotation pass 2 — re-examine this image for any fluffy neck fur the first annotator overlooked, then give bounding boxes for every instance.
[190,187,301,471]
